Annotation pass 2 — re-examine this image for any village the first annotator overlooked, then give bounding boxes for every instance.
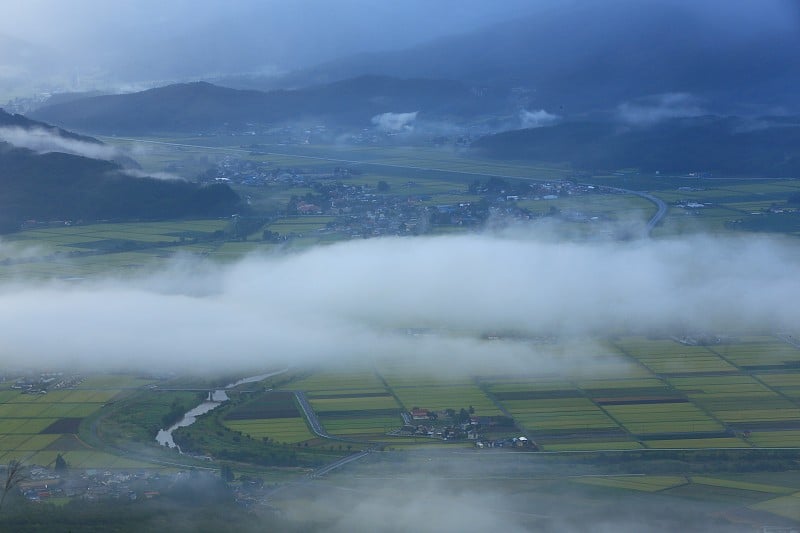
[391,406,535,450]
[12,465,275,509]
[5,372,84,395]
[203,154,607,241]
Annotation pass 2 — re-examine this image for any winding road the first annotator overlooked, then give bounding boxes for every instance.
[604,187,668,236]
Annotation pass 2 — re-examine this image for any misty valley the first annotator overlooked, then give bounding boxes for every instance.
[2,1,800,532]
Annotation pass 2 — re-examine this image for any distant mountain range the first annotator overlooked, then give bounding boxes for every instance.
[0,110,240,233]
[274,3,800,116]
[20,0,800,180]
[31,76,505,135]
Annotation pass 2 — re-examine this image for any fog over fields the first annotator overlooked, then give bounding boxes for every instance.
[1,229,797,374]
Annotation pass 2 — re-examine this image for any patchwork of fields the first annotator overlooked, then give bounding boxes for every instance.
[476,336,800,451]
[574,472,800,523]
[0,375,156,469]
[4,335,800,468]
[208,335,800,453]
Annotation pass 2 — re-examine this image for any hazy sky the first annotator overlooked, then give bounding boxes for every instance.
[3,0,541,47]
[1,0,797,96]
[0,0,541,76]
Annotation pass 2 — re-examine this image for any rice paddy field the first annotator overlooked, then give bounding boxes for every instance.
[569,471,800,525]
[0,219,233,280]
[218,334,800,452]
[0,374,158,469]
[454,335,800,451]
[4,338,800,469]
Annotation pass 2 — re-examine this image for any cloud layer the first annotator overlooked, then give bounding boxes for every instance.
[1,230,798,375]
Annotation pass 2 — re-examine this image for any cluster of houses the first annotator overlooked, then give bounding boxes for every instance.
[393,407,482,441]
[11,464,277,509]
[201,151,617,243]
[394,407,535,449]
[15,467,164,503]
[474,436,535,449]
[8,372,82,394]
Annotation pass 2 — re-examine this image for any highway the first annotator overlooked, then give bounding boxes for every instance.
[294,390,329,438]
[604,187,669,236]
[311,450,372,478]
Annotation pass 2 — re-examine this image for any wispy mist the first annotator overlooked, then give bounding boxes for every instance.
[617,93,706,126]
[0,126,118,160]
[121,169,185,181]
[1,230,798,374]
[277,453,750,532]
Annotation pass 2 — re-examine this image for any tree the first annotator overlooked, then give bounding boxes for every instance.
[377,180,390,192]
[0,460,25,513]
[54,453,68,472]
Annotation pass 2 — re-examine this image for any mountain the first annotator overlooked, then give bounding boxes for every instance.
[31,76,504,135]
[472,116,800,177]
[277,2,800,116]
[0,110,240,232]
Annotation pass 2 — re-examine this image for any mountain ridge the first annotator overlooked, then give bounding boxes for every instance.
[31,76,502,134]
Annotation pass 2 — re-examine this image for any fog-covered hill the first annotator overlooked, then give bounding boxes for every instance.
[0,110,240,232]
[31,76,507,135]
[472,116,800,176]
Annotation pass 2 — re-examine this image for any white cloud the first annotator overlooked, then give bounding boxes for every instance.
[520,109,559,129]
[372,111,418,132]
[0,231,798,375]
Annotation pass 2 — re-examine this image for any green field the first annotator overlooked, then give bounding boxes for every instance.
[0,375,163,469]
[4,336,797,463]
[0,219,233,279]
[224,418,314,444]
[575,475,687,492]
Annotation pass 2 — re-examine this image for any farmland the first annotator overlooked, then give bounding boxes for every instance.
[222,391,314,444]
[4,131,800,283]
[105,136,800,239]
[169,333,800,453]
[4,337,800,476]
[3,138,800,525]
[0,375,160,469]
[4,338,800,526]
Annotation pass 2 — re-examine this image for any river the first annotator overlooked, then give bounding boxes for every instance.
[155,368,289,452]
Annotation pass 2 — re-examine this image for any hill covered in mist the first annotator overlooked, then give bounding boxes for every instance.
[31,76,504,135]
[472,115,800,176]
[0,110,241,233]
